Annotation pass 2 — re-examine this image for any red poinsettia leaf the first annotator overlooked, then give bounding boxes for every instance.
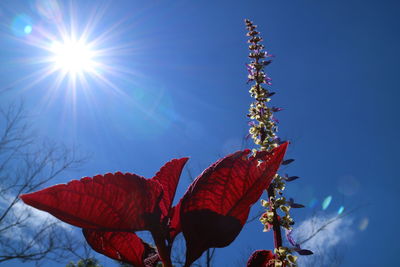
[180,143,288,266]
[247,250,275,267]
[181,210,243,267]
[152,157,188,217]
[20,172,163,231]
[83,229,159,267]
[169,201,182,241]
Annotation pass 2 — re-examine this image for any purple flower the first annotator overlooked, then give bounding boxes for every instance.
[271,116,279,123]
[288,198,305,208]
[246,64,255,75]
[264,52,275,58]
[284,174,300,182]
[274,137,286,145]
[281,158,294,165]
[286,230,300,249]
[286,230,313,255]
[266,91,275,97]
[272,107,283,112]
[263,60,272,66]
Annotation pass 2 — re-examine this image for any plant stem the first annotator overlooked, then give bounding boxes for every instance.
[245,18,285,259]
[267,185,283,249]
[151,231,172,267]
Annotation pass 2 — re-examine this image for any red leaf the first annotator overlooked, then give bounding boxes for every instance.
[152,158,188,218]
[83,229,159,267]
[247,250,275,267]
[169,202,182,241]
[21,158,190,267]
[20,172,163,231]
[180,143,288,266]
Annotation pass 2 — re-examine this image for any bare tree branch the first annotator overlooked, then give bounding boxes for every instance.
[299,206,363,246]
[0,102,89,265]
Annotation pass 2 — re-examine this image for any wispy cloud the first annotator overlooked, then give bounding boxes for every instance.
[14,199,72,230]
[0,191,73,244]
[291,213,354,266]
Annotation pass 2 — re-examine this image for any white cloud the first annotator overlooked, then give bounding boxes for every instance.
[13,199,72,230]
[291,213,354,266]
[0,192,73,244]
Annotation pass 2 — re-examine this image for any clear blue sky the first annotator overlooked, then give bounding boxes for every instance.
[1,0,399,266]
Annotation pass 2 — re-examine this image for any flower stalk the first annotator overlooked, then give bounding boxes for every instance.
[245,19,300,267]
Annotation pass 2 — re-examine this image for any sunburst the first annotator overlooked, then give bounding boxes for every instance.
[50,37,97,75]
[8,1,138,108]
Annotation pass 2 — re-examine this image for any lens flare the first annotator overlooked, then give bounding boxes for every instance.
[7,2,133,105]
[359,217,369,231]
[11,14,33,36]
[6,0,151,127]
[24,25,33,34]
[322,195,332,210]
[337,206,344,215]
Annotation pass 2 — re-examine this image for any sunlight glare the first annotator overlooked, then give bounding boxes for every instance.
[11,1,138,108]
[50,38,96,75]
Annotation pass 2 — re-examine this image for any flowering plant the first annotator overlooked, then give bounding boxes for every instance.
[244,19,312,267]
[20,20,310,267]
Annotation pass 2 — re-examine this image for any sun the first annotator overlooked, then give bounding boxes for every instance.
[50,37,96,75]
[9,1,139,108]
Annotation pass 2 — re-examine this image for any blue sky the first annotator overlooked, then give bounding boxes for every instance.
[0,0,399,266]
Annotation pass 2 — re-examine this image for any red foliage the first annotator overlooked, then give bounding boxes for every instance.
[153,158,188,219]
[20,143,288,266]
[247,250,275,267]
[20,172,163,231]
[21,158,188,267]
[169,201,182,241]
[83,229,158,267]
[180,143,288,266]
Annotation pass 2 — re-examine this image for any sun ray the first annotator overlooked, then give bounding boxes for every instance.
[4,0,172,131]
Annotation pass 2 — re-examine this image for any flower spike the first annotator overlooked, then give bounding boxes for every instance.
[245,18,309,267]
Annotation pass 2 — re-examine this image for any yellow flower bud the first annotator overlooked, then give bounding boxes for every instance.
[278,247,287,255]
[261,199,269,207]
[274,259,283,267]
[280,205,290,213]
[287,254,298,263]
